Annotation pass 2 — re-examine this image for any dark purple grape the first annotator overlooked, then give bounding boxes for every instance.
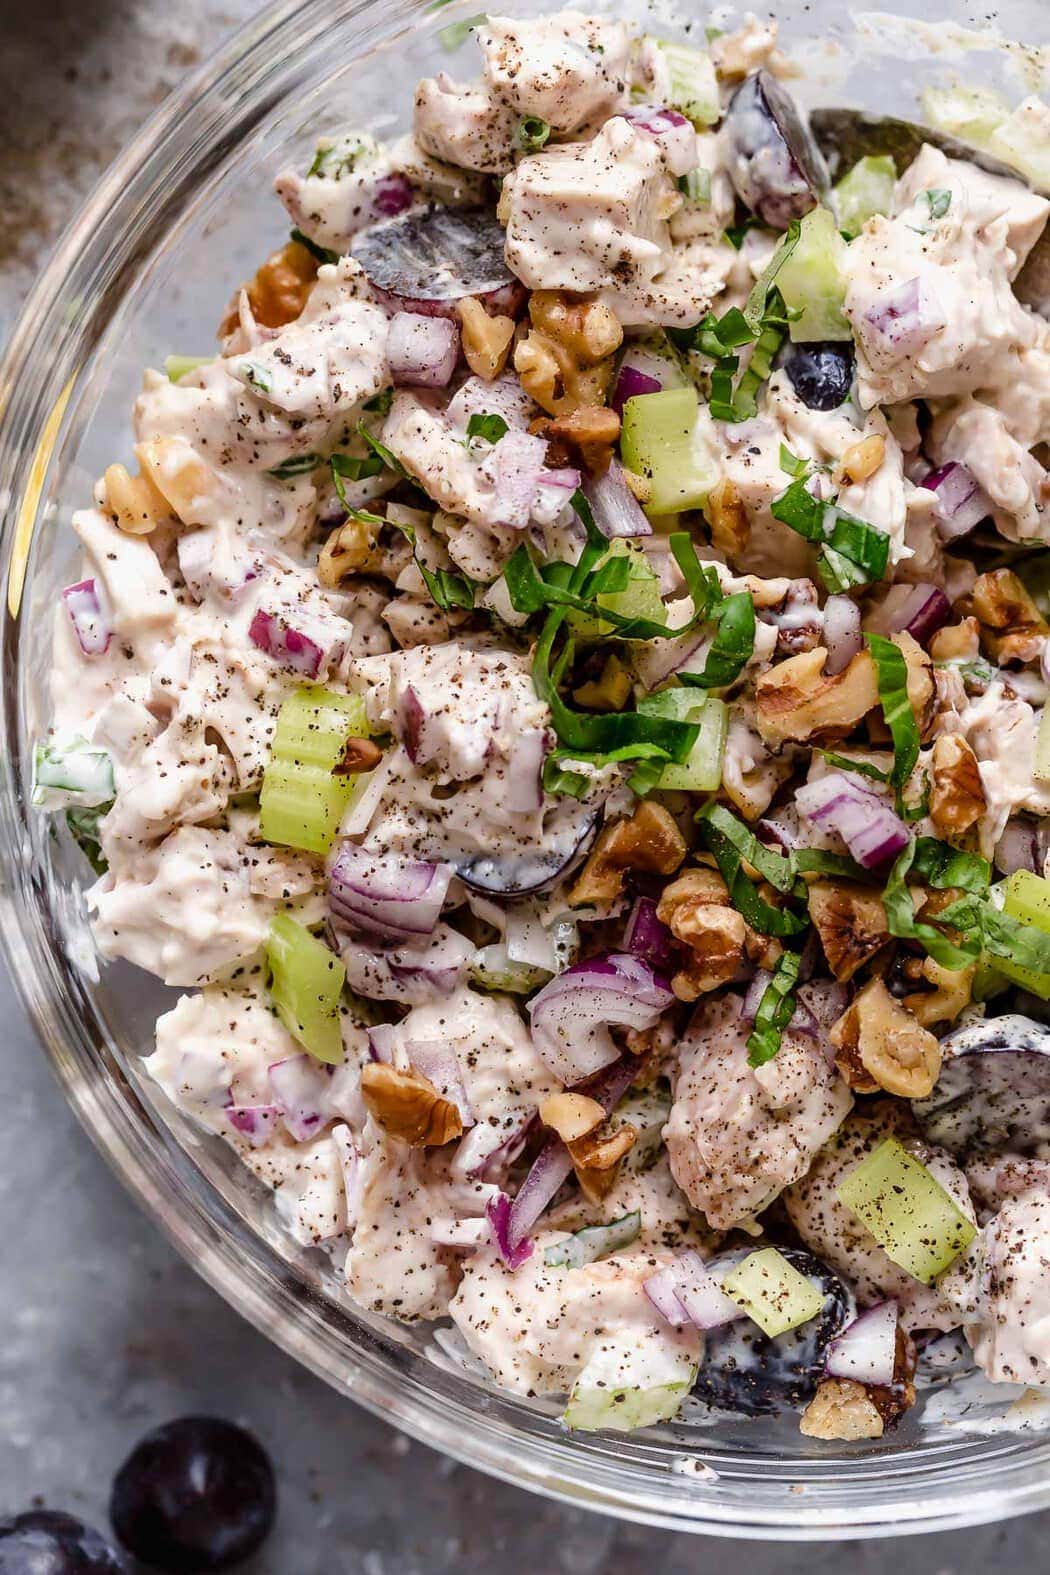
[723,71,829,230]
[109,1417,275,1573]
[351,205,524,319]
[0,1510,131,1574]
[913,1013,1050,1159]
[455,805,601,897]
[784,342,854,410]
[694,1247,854,1416]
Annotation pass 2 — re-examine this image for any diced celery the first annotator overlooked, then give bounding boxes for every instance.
[267,913,346,1065]
[32,738,114,810]
[657,40,720,127]
[722,1247,823,1338]
[544,1210,641,1269]
[833,155,896,236]
[837,1137,976,1283]
[921,84,1010,148]
[165,355,212,383]
[924,84,1050,190]
[638,692,727,791]
[259,686,371,855]
[470,945,549,993]
[597,541,667,626]
[996,870,1050,998]
[563,1337,697,1432]
[776,207,852,343]
[989,98,1050,193]
[620,387,717,516]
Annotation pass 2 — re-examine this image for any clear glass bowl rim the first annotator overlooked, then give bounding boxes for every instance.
[2,0,1050,1538]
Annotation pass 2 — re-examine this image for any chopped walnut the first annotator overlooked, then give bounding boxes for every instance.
[705,477,751,563]
[930,616,980,664]
[568,802,686,906]
[902,955,975,1027]
[755,647,879,749]
[833,434,885,486]
[514,321,614,417]
[656,867,746,1001]
[334,737,383,776]
[800,1379,885,1441]
[318,516,383,586]
[134,438,215,528]
[528,291,624,364]
[220,237,319,336]
[360,1063,463,1146]
[534,404,621,474]
[569,1121,638,1203]
[573,652,633,711]
[458,296,516,381]
[101,461,174,536]
[830,976,941,1098]
[539,1091,605,1143]
[929,733,986,836]
[972,568,1048,665]
[807,880,890,983]
[894,631,936,741]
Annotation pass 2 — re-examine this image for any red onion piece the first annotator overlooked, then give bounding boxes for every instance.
[455,1111,535,1180]
[622,896,676,972]
[792,979,849,1046]
[621,105,698,177]
[864,275,946,354]
[631,624,708,691]
[795,771,909,870]
[583,459,652,540]
[825,1302,899,1386]
[611,348,668,415]
[61,579,112,656]
[486,1191,535,1270]
[886,582,951,646]
[757,805,804,851]
[924,461,993,541]
[527,953,674,1084]
[367,1023,397,1062]
[373,173,413,218]
[673,1250,746,1330]
[405,1037,475,1125]
[387,311,459,388]
[177,530,256,603]
[994,817,1049,878]
[225,1103,280,1148]
[822,593,861,675]
[643,1266,691,1327]
[504,1132,574,1252]
[574,1054,637,1118]
[493,429,549,531]
[741,970,773,1025]
[267,1055,331,1142]
[371,279,526,322]
[400,685,427,763]
[329,844,453,940]
[538,466,581,491]
[249,607,344,679]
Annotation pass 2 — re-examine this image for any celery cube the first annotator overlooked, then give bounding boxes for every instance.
[833,155,896,236]
[837,1137,976,1283]
[620,387,716,516]
[657,40,720,127]
[722,1247,823,1337]
[997,869,1050,999]
[776,207,852,343]
[259,685,371,855]
[638,692,727,791]
[267,914,346,1064]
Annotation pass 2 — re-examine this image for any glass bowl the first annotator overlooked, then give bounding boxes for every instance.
[1,0,1048,1538]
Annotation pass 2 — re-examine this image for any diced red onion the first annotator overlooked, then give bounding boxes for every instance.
[795,771,909,871]
[622,896,676,972]
[387,311,459,389]
[632,624,708,691]
[886,582,951,647]
[485,1191,535,1270]
[622,105,698,177]
[672,1250,746,1330]
[385,926,476,994]
[643,1266,691,1327]
[792,979,849,1047]
[61,579,111,657]
[527,953,674,1084]
[267,1055,331,1142]
[400,685,427,764]
[924,461,993,541]
[504,1132,574,1252]
[583,459,652,540]
[329,844,453,939]
[493,429,549,531]
[405,1037,474,1125]
[249,607,344,679]
[994,817,1049,878]
[822,594,861,676]
[225,1103,280,1148]
[331,1122,362,1228]
[538,467,581,491]
[864,275,946,355]
[574,1054,636,1118]
[641,538,685,598]
[611,347,669,415]
[741,970,773,1025]
[367,1023,397,1062]
[373,173,413,218]
[177,530,257,603]
[826,1302,899,1386]
[455,1111,535,1179]
[757,805,804,851]
[371,279,526,322]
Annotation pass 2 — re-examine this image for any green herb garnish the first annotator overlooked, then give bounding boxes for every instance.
[290,227,338,266]
[466,411,509,445]
[747,951,802,1066]
[517,116,551,152]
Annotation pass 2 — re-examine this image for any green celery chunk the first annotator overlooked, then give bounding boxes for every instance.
[657,40,720,126]
[544,1211,641,1270]
[833,155,896,236]
[921,84,1010,147]
[638,691,727,791]
[837,1137,976,1283]
[563,1337,697,1432]
[988,101,1050,193]
[32,738,114,810]
[596,540,667,627]
[722,1247,823,1338]
[165,354,212,382]
[267,913,346,1065]
[620,386,717,516]
[775,207,852,343]
[996,870,1050,998]
[259,686,371,855]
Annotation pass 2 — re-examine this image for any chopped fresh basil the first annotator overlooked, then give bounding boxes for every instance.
[466,411,509,445]
[242,363,272,395]
[363,387,394,416]
[699,810,810,937]
[678,590,756,690]
[744,219,801,333]
[697,804,798,894]
[290,227,338,265]
[386,513,475,611]
[771,477,889,592]
[268,452,323,479]
[723,217,760,250]
[779,444,810,480]
[864,633,922,811]
[925,188,952,221]
[330,452,385,500]
[747,951,802,1066]
[358,420,406,476]
[882,840,981,970]
[438,11,486,49]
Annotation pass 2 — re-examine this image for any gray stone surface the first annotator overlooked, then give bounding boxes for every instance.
[1,2,1048,1568]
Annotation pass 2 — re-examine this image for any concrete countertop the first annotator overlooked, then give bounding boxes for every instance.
[1,3,1046,1568]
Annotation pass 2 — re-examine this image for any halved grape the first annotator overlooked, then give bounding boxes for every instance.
[723,71,830,230]
[0,1512,131,1574]
[784,341,854,410]
[351,206,524,319]
[913,1013,1050,1158]
[693,1246,853,1415]
[456,805,601,897]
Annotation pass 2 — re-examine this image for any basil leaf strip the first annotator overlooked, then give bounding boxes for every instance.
[357,421,406,476]
[268,452,323,479]
[380,512,476,612]
[747,951,802,1067]
[865,633,921,800]
[699,818,810,938]
[772,478,890,591]
[678,590,756,690]
[882,840,981,970]
[290,227,338,265]
[466,412,509,445]
[698,804,797,892]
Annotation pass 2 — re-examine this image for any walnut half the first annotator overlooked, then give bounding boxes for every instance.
[807,880,890,983]
[656,866,746,1001]
[755,647,879,749]
[929,733,986,837]
[360,1063,463,1146]
[830,976,942,1098]
[800,1378,886,1441]
[568,802,686,906]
